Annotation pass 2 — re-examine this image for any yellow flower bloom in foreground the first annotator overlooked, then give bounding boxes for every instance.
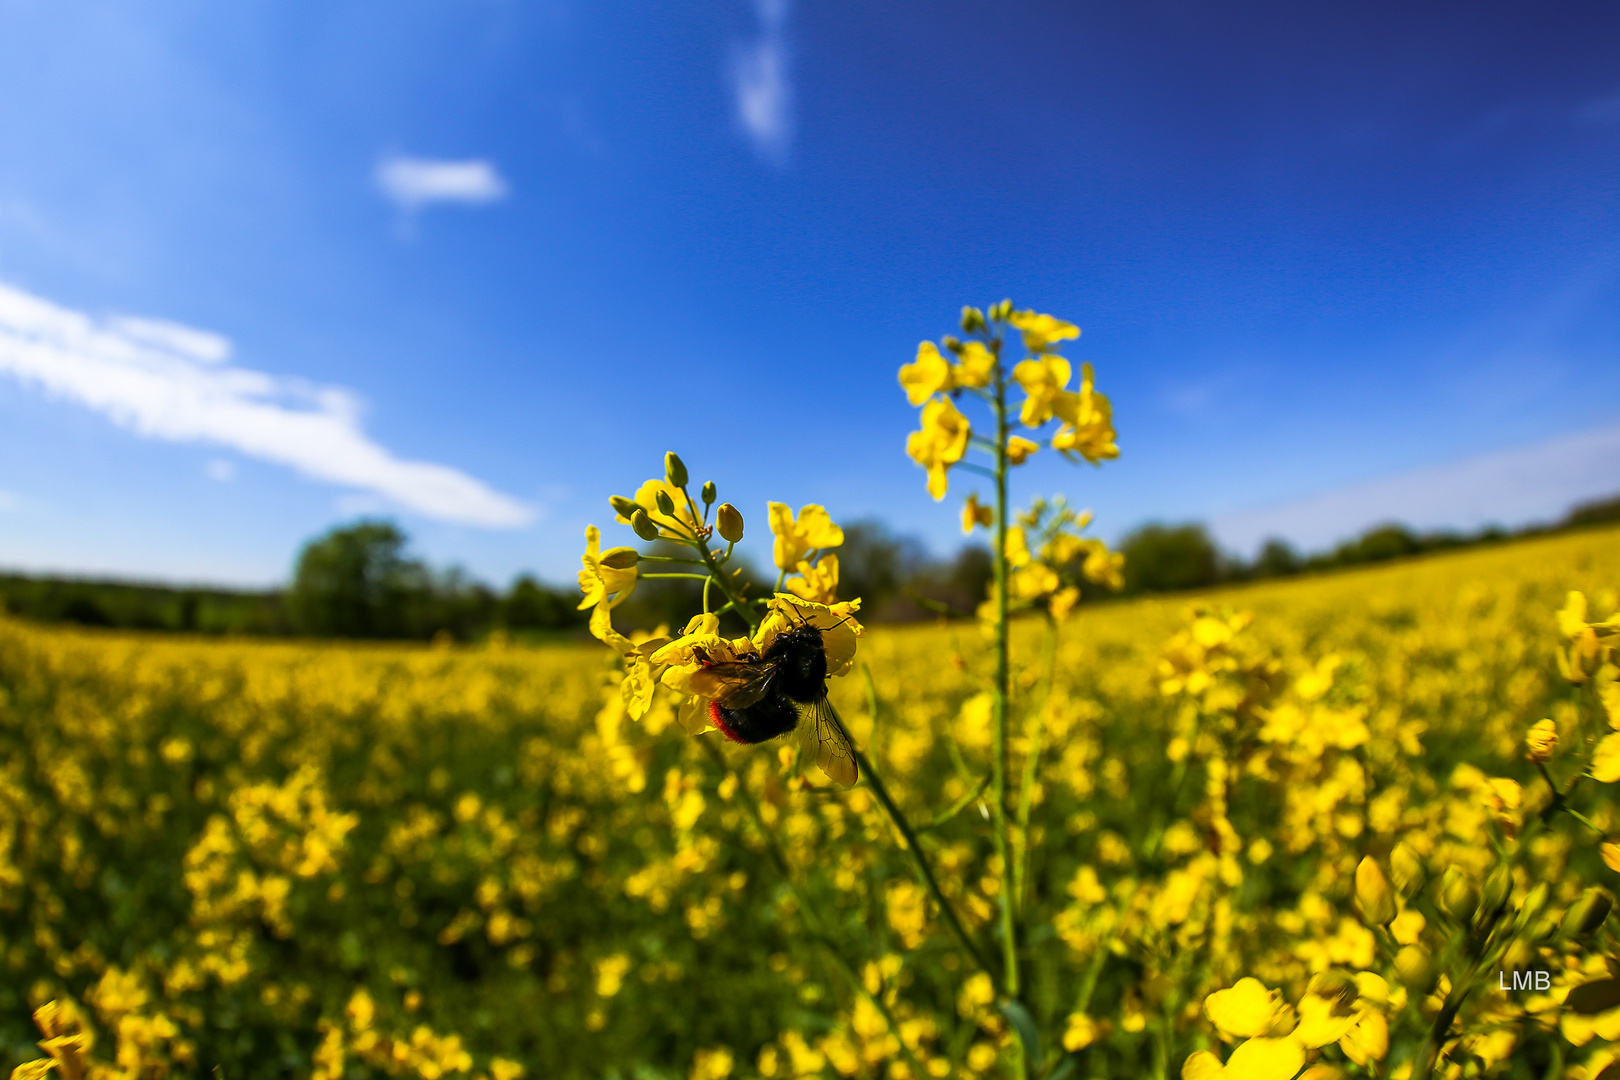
[1338,1010,1389,1066]
[1294,973,1362,1048]
[785,555,839,605]
[578,525,638,614]
[1603,841,1620,873]
[767,503,845,571]
[905,397,971,500]
[1008,308,1080,353]
[899,341,956,405]
[1005,526,1032,568]
[961,494,993,534]
[1224,1036,1304,1080]
[651,614,760,701]
[1051,362,1119,464]
[1593,732,1620,783]
[1180,1050,1224,1080]
[1204,977,1288,1040]
[1083,543,1125,591]
[1012,355,1072,427]
[1526,717,1558,763]
[956,340,995,387]
[1007,436,1039,464]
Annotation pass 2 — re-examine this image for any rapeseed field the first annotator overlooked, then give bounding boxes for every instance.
[3,524,1618,1080]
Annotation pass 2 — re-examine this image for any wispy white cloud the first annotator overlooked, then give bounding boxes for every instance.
[375,156,509,210]
[1210,424,1620,555]
[0,281,534,528]
[732,0,793,163]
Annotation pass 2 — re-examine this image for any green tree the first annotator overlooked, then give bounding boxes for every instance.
[287,520,427,638]
[1120,522,1221,593]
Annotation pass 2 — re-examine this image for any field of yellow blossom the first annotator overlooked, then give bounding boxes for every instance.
[3,522,1619,1080]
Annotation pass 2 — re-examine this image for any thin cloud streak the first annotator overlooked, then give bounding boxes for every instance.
[732,0,793,163]
[1210,424,1620,555]
[375,156,509,210]
[0,282,534,528]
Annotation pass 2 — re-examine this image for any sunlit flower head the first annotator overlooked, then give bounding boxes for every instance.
[1008,309,1080,353]
[962,493,993,534]
[768,503,845,571]
[1011,355,1072,427]
[1051,362,1119,464]
[956,340,996,387]
[899,341,956,406]
[620,478,701,539]
[577,525,638,615]
[905,397,971,500]
[785,554,840,605]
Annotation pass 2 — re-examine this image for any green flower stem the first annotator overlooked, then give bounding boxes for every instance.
[989,330,1027,1080]
[640,573,713,581]
[696,738,928,1080]
[637,555,708,564]
[1012,616,1060,911]
[958,462,1000,480]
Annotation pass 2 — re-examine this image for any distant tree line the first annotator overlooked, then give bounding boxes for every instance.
[1,493,1616,638]
[1115,491,1620,596]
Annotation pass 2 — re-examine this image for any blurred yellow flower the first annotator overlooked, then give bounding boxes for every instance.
[1051,362,1119,464]
[768,503,845,572]
[899,341,956,405]
[961,494,992,534]
[1594,733,1620,783]
[956,340,995,387]
[1180,1050,1224,1080]
[1224,1035,1304,1080]
[1007,436,1039,465]
[1012,355,1073,427]
[1204,978,1288,1040]
[1008,309,1079,353]
[905,398,971,500]
[1526,718,1558,763]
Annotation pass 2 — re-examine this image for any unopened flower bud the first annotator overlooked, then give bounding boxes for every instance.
[701,481,717,506]
[1563,887,1614,939]
[993,298,1013,321]
[654,489,676,517]
[609,495,638,520]
[599,547,639,570]
[630,509,660,541]
[961,306,986,333]
[1394,945,1438,996]
[664,452,688,488]
[1355,857,1397,926]
[1440,869,1479,924]
[1514,882,1550,934]
[1390,842,1426,899]
[717,503,744,543]
[1526,718,1558,764]
[941,335,962,353]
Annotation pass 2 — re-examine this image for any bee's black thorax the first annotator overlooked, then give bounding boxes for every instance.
[764,624,828,703]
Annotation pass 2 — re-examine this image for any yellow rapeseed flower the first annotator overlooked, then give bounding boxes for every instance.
[1051,362,1119,464]
[961,494,993,534]
[785,555,839,605]
[1526,718,1558,763]
[1012,355,1073,427]
[956,340,995,387]
[1008,309,1080,353]
[767,503,845,572]
[625,478,701,538]
[905,398,971,500]
[899,341,956,405]
[1203,978,1288,1040]
[577,526,638,619]
[1006,436,1039,465]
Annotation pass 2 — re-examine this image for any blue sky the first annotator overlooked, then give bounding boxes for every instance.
[0,0,1617,589]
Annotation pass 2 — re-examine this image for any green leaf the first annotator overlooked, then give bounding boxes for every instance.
[997,998,1040,1079]
[1043,1053,1080,1080]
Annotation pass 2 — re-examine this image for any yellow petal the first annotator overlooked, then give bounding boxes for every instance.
[1007,436,1039,465]
[899,340,956,405]
[1180,1050,1225,1080]
[1224,1036,1304,1080]
[1204,978,1282,1040]
[1593,733,1620,783]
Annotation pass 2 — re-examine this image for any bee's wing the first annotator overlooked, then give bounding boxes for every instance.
[701,658,781,710]
[797,696,858,787]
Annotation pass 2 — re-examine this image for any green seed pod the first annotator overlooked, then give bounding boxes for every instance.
[1394,945,1439,996]
[1563,887,1615,940]
[941,335,962,354]
[961,306,986,333]
[599,547,639,570]
[717,503,744,543]
[701,481,717,506]
[1514,883,1550,934]
[665,452,688,488]
[1441,869,1479,924]
[609,495,638,520]
[1479,865,1513,925]
[631,509,660,541]
[654,489,676,517]
[1355,856,1398,927]
[1390,842,1426,898]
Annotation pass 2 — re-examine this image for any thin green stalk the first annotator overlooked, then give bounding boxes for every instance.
[641,573,713,581]
[697,739,927,1080]
[1012,616,1060,910]
[989,330,1026,1079]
